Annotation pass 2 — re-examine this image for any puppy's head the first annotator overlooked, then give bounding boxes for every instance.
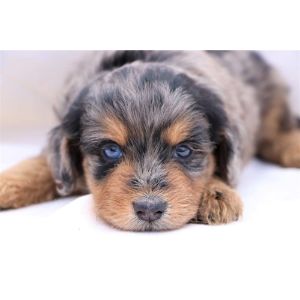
[48,63,233,231]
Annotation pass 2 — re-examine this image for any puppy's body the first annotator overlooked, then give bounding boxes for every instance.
[1,51,299,231]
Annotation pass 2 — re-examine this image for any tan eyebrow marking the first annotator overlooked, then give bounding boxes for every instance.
[163,118,192,145]
[102,116,128,146]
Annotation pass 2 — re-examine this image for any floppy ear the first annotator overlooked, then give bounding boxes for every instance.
[47,127,83,196]
[213,129,235,185]
[47,89,87,196]
[170,72,237,185]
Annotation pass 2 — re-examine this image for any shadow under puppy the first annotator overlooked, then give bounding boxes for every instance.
[1,51,300,231]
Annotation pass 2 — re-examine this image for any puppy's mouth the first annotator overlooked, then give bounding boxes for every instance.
[131,218,168,232]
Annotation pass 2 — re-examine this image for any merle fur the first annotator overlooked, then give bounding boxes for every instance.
[48,51,242,194]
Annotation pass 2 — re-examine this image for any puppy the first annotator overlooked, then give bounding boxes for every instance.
[1,51,299,231]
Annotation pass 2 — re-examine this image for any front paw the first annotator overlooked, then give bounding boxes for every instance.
[0,156,56,209]
[191,179,243,225]
[0,176,23,209]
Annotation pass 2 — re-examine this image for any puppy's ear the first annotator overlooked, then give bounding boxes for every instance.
[213,130,235,185]
[47,89,87,196]
[47,127,83,196]
[170,73,237,185]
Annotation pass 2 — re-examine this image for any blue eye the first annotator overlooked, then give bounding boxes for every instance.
[102,143,123,160]
[175,144,192,158]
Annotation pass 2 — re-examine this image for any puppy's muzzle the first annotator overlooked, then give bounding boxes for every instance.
[133,195,167,222]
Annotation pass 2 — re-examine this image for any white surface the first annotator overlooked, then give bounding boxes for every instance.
[0,143,300,300]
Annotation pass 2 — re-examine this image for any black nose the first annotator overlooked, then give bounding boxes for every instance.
[133,196,167,222]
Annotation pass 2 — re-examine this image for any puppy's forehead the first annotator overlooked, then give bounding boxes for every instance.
[98,87,197,145]
[83,64,208,148]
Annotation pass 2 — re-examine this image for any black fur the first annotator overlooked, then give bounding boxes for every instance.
[62,86,90,139]
[100,50,182,72]
[93,157,120,181]
[100,51,147,71]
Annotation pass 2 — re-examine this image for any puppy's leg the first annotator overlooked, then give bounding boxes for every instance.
[0,156,57,209]
[191,177,243,225]
[257,72,300,168]
[258,130,300,168]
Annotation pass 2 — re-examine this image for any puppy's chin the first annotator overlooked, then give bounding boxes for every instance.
[97,213,195,232]
[118,219,182,232]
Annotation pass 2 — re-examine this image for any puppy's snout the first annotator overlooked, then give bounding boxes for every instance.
[133,196,167,222]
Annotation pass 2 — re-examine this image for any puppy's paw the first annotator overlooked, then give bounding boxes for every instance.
[0,156,56,209]
[191,178,243,225]
[278,130,300,168]
[0,175,25,209]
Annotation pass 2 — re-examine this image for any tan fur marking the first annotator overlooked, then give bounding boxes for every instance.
[258,130,300,167]
[84,159,140,230]
[0,156,56,209]
[259,91,288,142]
[163,118,192,145]
[161,164,208,229]
[103,116,128,146]
[257,84,300,167]
[191,177,243,225]
[84,154,216,231]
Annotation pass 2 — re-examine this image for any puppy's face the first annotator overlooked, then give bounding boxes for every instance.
[54,63,231,231]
